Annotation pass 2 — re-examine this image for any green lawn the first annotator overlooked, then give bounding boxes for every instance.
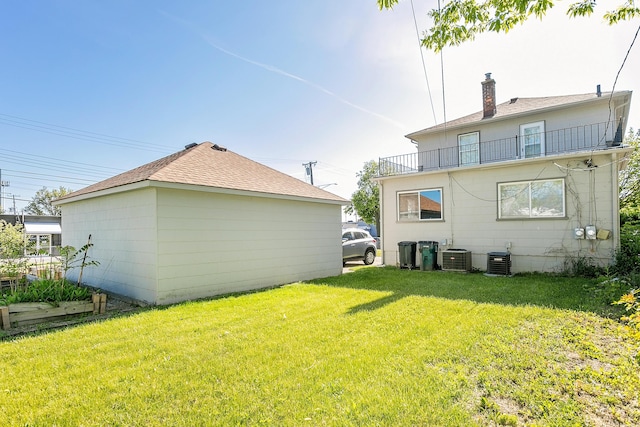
[1,267,638,426]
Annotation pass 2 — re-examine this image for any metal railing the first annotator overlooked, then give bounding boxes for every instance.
[379,121,622,176]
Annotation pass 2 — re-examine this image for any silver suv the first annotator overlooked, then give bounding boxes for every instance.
[342,228,377,266]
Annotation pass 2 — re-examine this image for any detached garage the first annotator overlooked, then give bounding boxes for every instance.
[54,142,348,305]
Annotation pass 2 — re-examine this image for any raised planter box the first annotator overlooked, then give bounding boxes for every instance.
[0,293,106,330]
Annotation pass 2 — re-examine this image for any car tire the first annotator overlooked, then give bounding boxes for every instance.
[363,249,375,265]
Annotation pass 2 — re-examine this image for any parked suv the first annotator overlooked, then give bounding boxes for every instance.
[342,228,377,266]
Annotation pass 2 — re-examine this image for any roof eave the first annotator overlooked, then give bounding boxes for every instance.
[53,180,349,206]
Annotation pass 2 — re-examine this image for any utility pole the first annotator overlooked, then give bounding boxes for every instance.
[302,161,317,185]
[0,169,9,214]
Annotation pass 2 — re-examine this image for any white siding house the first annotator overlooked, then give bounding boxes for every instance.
[377,74,633,273]
[54,142,348,305]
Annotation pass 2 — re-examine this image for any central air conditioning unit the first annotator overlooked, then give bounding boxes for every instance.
[442,249,472,272]
[487,252,511,276]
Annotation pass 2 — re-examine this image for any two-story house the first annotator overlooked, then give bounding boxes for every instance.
[377,74,633,273]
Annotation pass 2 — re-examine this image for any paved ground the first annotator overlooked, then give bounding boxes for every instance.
[342,256,383,274]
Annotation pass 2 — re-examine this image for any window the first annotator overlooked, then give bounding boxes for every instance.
[398,189,443,222]
[498,178,565,219]
[520,121,545,158]
[458,131,479,166]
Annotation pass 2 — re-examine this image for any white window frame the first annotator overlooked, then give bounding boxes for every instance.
[520,121,545,158]
[458,131,479,166]
[397,188,443,222]
[498,178,565,219]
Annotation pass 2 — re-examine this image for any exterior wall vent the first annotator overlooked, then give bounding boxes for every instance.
[442,249,472,272]
[486,252,511,275]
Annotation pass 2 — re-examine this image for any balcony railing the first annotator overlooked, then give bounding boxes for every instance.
[378,121,623,177]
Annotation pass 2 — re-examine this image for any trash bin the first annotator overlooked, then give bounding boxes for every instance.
[418,241,439,271]
[398,241,417,269]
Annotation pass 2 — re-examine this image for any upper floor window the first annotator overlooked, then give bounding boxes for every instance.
[398,188,443,222]
[520,121,545,158]
[498,178,565,219]
[458,131,479,166]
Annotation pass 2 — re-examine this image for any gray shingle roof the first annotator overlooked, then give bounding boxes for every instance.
[406,91,631,139]
[57,142,348,204]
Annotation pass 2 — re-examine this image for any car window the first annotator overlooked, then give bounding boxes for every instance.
[342,232,352,240]
[354,231,366,239]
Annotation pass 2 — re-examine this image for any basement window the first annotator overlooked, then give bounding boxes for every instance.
[498,178,565,219]
[398,188,443,222]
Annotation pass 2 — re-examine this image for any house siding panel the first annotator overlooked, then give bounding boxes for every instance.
[60,188,158,303]
[154,188,342,305]
[381,152,618,273]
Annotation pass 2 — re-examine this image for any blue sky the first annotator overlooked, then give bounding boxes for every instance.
[1,1,638,215]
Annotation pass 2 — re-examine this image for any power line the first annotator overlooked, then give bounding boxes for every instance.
[410,0,438,125]
[0,112,175,153]
[0,147,124,174]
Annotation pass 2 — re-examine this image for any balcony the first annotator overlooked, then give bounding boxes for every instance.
[378,121,624,177]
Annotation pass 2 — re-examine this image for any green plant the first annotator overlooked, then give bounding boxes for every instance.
[615,289,640,341]
[0,220,33,292]
[614,223,640,276]
[0,278,92,305]
[563,254,605,278]
[59,242,99,282]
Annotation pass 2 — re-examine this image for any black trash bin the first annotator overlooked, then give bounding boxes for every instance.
[418,241,439,271]
[398,241,417,269]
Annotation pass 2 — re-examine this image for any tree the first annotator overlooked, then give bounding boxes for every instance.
[24,186,72,216]
[0,220,31,291]
[620,128,640,208]
[345,161,381,234]
[377,0,640,51]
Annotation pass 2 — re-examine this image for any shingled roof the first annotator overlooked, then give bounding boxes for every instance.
[406,91,631,139]
[56,142,348,204]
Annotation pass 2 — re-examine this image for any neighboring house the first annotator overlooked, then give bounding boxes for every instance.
[53,142,349,305]
[377,74,633,273]
[0,214,62,256]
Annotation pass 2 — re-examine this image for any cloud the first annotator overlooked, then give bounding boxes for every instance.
[160,10,405,129]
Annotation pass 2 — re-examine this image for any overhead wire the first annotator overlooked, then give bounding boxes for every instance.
[0,112,176,153]
[591,22,640,154]
[410,0,438,125]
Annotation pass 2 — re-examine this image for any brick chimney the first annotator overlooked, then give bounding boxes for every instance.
[482,73,496,118]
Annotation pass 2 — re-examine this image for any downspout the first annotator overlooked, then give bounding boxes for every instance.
[379,180,385,266]
[612,151,622,257]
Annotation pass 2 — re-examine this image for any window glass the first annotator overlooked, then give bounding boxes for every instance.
[458,132,479,166]
[499,179,564,219]
[398,189,443,222]
[520,121,545,158]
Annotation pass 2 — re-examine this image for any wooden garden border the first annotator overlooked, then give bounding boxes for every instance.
[0,293,106,330]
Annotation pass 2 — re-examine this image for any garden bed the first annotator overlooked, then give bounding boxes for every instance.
[0,293,106,330]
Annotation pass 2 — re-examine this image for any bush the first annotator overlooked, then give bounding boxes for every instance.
[563,255,605,278]
[615,289,640,341]
[613,223,640,276]
[621,205,640,227]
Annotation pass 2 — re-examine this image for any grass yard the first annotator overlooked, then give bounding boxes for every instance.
[0,267,638,426]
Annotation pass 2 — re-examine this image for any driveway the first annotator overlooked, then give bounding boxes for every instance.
[342,256,383,274]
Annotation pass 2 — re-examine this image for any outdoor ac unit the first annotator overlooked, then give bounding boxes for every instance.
[442,249,472,272]
[487,252,511,276]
